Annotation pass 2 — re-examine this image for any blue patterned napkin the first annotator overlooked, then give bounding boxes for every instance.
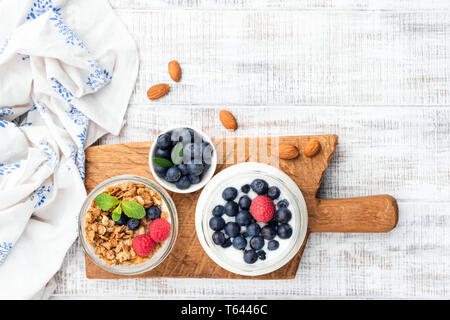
[0,0,139,298]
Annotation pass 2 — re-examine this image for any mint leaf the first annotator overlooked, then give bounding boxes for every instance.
[171,142,184,165]
[153,157,173,168]
[122,201,146,219]
[111,204,122,222]
[95,193,119,211]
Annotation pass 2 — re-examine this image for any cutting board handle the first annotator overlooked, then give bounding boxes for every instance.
[308,194,398,233]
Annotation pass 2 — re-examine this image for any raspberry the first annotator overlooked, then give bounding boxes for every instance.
[249,195,275,222]
[132,234,154,257]
[148,218,171,242]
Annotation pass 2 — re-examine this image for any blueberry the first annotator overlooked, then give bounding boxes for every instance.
[222,187,238,201]
[257,250,266,260]
[156,133,172,150]
[267,186,281,200]
[188,174,201,184]
[224,222,241,237]
[238,195,252,210]
[183,143,202,163]
[232,236,247,250]
[221,237,232,248]
[202,142,213,165]
[275,208,292,223]
[201,141,210,150]
[186,163,204,176]
[202,161,210,173]
[115,213,129,226]
[251,179,269,195]
[268,240,280,251]
[171,128,193,144]
[241,184,250,193]
[277,223,293,239]
[250,236,264,250]
[176,176,191,189]
[153,164,168,178]
[267,219,278,230]
[146,206,161,220]
[212,205,225,216]
[243,249,258,264]
[241,231,249,238]
[165,167,182,182]
[261,225,277,240]
[212,231,225,245]
[246,223,261,237]
[170,128,185,143]
[209,216,225,231]
[127,218,140,231]
[277,199,289,208]
[184,127,195,142]
[177,163,190,176]
[155,147,171,159]
[224,201,239,217]
[235,210,252,226]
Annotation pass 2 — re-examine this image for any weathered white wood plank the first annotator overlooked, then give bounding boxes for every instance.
[53,201,450,298]
[110,0,450,10]
[51,3,450,299]
[114,10,450,106]
[99,105,450,202]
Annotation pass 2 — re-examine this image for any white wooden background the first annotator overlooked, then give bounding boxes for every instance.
[52,0,450,299]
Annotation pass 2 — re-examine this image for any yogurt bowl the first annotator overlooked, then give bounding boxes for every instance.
[79,175,178,275]
[195,162,308,276]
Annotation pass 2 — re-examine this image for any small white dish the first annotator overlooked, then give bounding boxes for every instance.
[195,162,308,276]
[149,126,217,194]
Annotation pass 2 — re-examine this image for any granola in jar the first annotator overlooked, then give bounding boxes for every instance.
[84,182,171,266]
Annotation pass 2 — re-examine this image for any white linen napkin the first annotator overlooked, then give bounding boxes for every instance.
[0,0,139,299]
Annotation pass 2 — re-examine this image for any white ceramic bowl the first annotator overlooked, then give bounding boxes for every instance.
[149,126,217,194]
[195,162,308,276]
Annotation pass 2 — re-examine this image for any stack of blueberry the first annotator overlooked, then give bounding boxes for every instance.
[209,179,293,264]
[116,205,162,231]
[152,128,214,190]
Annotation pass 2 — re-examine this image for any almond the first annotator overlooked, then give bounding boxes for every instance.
[219,110,237,130]
[278,144,299,160]
[304,139,321,157]
[147,84,170,100]
[168,60,182,82]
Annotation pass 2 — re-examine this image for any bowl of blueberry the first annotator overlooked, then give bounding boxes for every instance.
[195,162,308,276]
[149,127,217,193]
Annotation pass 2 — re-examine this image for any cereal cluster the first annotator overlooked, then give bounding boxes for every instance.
[84,182,168,265]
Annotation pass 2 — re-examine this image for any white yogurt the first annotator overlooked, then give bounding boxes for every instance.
[205,176,298,265]
[195,162,308,276]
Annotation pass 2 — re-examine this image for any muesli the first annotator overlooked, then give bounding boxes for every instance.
[84,182,171,265]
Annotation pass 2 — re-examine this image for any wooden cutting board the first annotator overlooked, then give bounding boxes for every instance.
[84,135,398,279]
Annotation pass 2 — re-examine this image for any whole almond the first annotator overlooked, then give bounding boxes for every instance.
[278,144,299,160]
[147,83,170,100]
[219,110,237,130]
[304,139,321,157]
[168,60,182,82]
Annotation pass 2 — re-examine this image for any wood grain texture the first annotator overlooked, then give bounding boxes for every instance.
[311,195,398,232]
[84,134,395,279]
[52,1,450,299]
[109,0,450,10]
[54,106,450,298]
[112,9,450,107]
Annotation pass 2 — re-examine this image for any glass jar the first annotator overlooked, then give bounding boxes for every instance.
[79,175,178,275]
